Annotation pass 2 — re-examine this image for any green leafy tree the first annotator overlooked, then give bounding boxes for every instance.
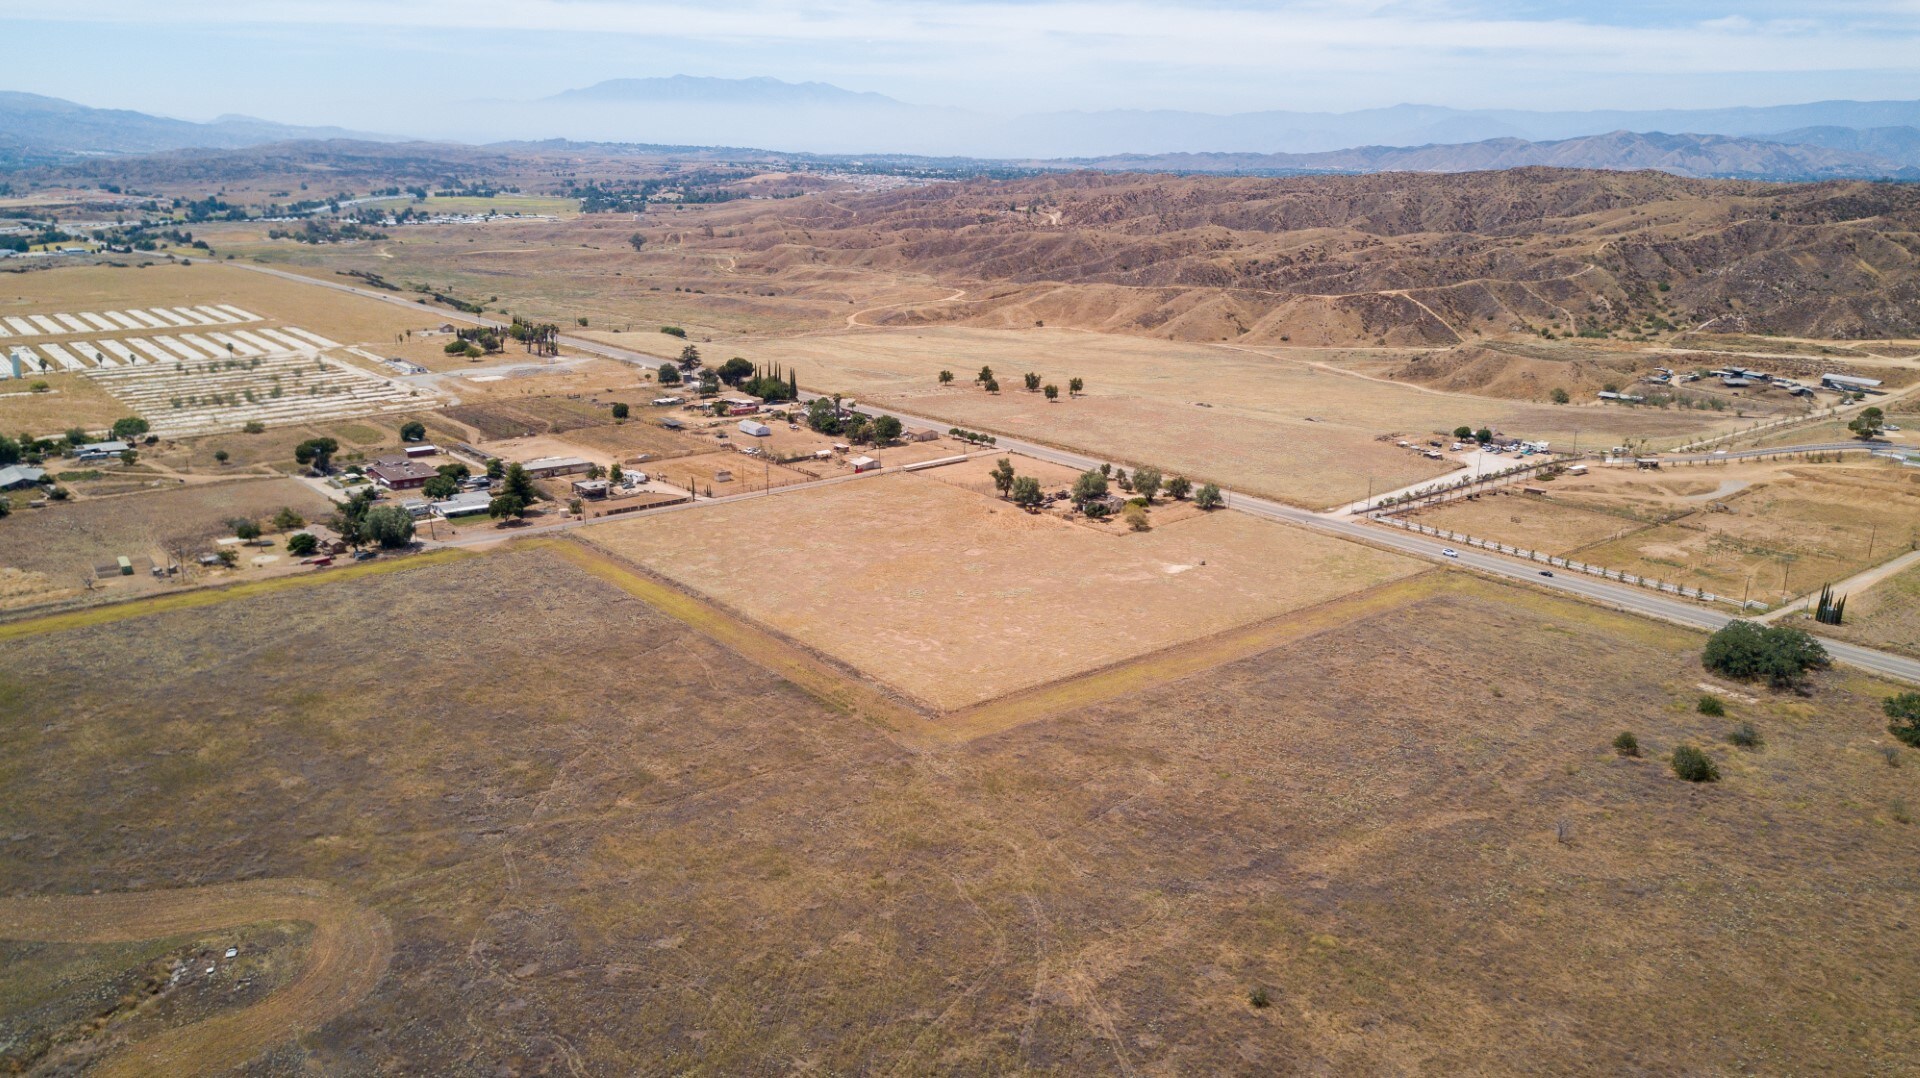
[1069,377,1083,397]
[678,344,702,370]
[976,365,994,384]
[65,427,90,448]
[717,357,755,385]
[983,377,1000,394]
[1194,483,1223,509]
[1849,406,1885,440]
[423,474,460,499]
[486,457,505,481]
[1612,731,1640,757]
[657,364,681,385]
[1071,468,1109,508]
[363,505,415,548]
[1702,621,1830,688]
[1165,475,1191,501]
[806,397,842,435]
[333,489,377,548]
[609,463,624,485]
[286,532,319,556]
[399,420,427,442]
[119,448,138,466]
[271,507,306,531]
[294,437,339,473]
[990,458,1017,498]
[213,449,230,464]
[1550,387,1571,404]
[1887,693,1920,748]
[611,402,629,419]
[1475,427,1494,445]
[1023,372,1041,392]
[938,370,954,386]
[110,416,150,441]
[502,462,539,504]
[1133,465,1163,503]
[489,494,527,520]
[232,518,261,541]
[0,433,19,467]
[1453,426,1473,440]
[1011,475,1044,508]
[1043,384,1059,401]
[872,415,902,444]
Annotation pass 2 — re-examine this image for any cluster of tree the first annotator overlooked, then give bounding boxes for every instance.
[1849,406,1886,440]
[266,220,387,244]
[1452,425,1495,444]
[1701,621,1830,688]
[718,358,798,402]
[177,195,246,223]
[341,268,400,292]
[421,462,472,500]
[803,397,900,444]
[948,428,997,446]
[1888,693,1920,749]
[294,437,339,474]
[506,317,560,356]
[331,489,414,549]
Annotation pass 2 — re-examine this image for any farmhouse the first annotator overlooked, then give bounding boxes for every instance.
[521,456,593,479]
[366,456,438,490]
[0,464,46,489]
[431,490,492,517]
[72,440,130,461]
[571,478,611,499]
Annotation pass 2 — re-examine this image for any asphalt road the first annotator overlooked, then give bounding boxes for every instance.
[233,261,1920,686]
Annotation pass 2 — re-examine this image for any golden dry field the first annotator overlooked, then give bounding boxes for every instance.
[585,470,1422,709]
[2,545,1917,1072]
[725,327,1743,508]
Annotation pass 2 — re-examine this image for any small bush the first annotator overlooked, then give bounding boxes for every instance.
[1612,731,1640,757]
[1892,800,1912,825]
[1883,745,1903,768]
[1248,987,1272,1009]
[1670,744,1720,783]
[1727,722,1763,749]
[1697,694,1725,716]
[1886,693,1920,748]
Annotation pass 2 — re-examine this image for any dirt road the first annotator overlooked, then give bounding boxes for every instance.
[0,877,391,1076]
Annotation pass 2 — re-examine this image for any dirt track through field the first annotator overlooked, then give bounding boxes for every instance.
[0,878,391,1076]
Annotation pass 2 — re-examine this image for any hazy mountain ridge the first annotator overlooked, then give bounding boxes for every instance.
[1065,130,1920,181]
[0,91,391,157]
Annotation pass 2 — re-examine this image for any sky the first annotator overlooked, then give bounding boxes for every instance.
[4,1,1919,132]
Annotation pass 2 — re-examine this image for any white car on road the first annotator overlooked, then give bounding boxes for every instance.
[1442,548,1459,558]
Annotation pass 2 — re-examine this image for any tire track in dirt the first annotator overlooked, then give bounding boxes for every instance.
[0,878,391,1077]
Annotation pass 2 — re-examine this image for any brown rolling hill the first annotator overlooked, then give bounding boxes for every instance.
[686,167,1920,346]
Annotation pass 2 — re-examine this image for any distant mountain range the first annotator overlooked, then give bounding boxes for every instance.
[7,80,1920,181]
[1063,130,1920,181]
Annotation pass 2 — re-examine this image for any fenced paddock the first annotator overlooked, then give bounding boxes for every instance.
[86,352,426,437]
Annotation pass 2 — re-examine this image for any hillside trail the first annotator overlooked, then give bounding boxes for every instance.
[0,878,392,1077]
[847,287,968,328]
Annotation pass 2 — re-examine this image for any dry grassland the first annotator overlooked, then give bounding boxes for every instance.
[0,262,440,348]
[1403,487,1640,554]
[0,376,133,433]
[1570,462,1920,604]
[730,327,1739,508]
[585,471,1420,709]
[1807,557,1920,658]
[2,548,1918,1072]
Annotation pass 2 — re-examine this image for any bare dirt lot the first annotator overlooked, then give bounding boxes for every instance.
[729,327,1741,508]
[0,477,336,609]
[2,547,1917,1073]
[585,470,1422,709]
[1402,486,1640,555]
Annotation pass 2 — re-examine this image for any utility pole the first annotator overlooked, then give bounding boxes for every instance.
[1867,524,1877,563]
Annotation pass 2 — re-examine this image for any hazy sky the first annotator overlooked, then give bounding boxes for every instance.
[5,1,1919,129]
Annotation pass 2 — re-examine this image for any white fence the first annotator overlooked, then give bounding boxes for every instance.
[1371,515,1766,611]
